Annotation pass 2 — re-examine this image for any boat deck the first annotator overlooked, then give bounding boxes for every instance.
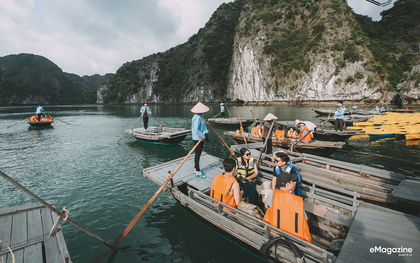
[336,203,420,262]
[127,126,191,139]
[0,201,72,263]
[143,152,221,191]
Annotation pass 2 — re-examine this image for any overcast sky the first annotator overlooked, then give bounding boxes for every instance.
[0,0,393,76]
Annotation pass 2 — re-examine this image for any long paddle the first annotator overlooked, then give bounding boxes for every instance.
[117,115,142,144]
[55,118,71,125]
[151,114,164,129]
[0,170,117,251]
[205,119,237,159]
[236,108,247,144]
[288,128,311,152]
[257,120,276,164]
[92,137,204,263]
[250,110,258,123]
[6,118,28,129]
[226,106,233,118]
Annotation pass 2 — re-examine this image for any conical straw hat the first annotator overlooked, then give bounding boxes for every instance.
[264,113,278,121]
[191,102,209,113]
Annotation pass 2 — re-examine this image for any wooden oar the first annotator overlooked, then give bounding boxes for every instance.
[226,106,233,118]
[236,108,247,144]
[257,120,275,164]
[250,110,257,123]
[117,116,142,144]
[319,113,331,133]
[6,118,28,129]
[151,114,164,129]
[212,111,222,119]
[92,138,204,263]
[288,129,310,152]
[205,119,237,159]
[0,170,117,252]
[55,118,71,125]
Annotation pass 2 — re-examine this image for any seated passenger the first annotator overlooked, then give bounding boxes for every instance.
[287,127,298,138]
[295,119,317,132]
[271,152,302,196]
[274,125,285,138]
[237,148,258,204]
[210,158,242,211]
[251,122,262,137]
[298,122,312,143]
[263,172,312,243]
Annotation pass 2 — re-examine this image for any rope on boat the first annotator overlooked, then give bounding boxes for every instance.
[49,206,69,237]
[260,236,306,263]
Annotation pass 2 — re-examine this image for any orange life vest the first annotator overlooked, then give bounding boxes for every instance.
[299,127,312,142]
[210,173,237,212]
[251,127,257,135]
[29,116,37,122]
[263,189,312,243]
[275,130,285,138]
[287,130,298,138]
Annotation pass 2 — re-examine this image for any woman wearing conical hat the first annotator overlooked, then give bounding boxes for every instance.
[191,102,209,178]
[262,113,278,154]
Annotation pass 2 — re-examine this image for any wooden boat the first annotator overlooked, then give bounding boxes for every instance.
[223,131,345,156]
[207,117,256,128]
[126,126,191,145]
[389,109,416,113]
[28,114,54,127]
[323,115,372,126]
[143,152,420,263]
[276,121,366,141]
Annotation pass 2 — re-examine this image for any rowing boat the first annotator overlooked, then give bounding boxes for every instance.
[28,114,54,127]
[126,126,191,145]
[224,131,346,156]
[207,117,256,128]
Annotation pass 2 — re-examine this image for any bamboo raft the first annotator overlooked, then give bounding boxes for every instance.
[207,117,256,128]
[126,126,191,145]
[143,152,420,262]
[0,201,72,263]
[231,142,420,207]
[224,131,346,156]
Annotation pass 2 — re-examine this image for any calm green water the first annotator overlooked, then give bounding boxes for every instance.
[1,105,419,262]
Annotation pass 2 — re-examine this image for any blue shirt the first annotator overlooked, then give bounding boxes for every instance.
[140,106,151,117]
[335,108,345,119]
[221,105,225,112]
[36,106,43,114]
[191,113,208,141]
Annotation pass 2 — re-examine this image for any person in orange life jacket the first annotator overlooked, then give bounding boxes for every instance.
[297,122,313,143]
[287,127,298,138]
[251,122,262,137]
[220,103,225,118]
[237,148,258,204]
[140,103,152,130]
[271,152,302,197]
[263,172,312,243]
[210,158,243,210]
[274,125,285,138]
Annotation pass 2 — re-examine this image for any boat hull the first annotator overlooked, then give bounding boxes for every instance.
[208,118,255,128]
[28,121,54,127]
[135,134,188,145]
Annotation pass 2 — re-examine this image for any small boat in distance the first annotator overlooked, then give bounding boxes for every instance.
[28,114,54,127]
[127,126,191,145]
[207,117,256,128]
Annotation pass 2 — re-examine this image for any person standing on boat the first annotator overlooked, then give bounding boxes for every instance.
[35,104,43,121]
[271,152,302,197]
[220,103,225,118]
[262,113,277,154]
[191,102,209,179]
[237,148,259,204]
[140,103,152,130]
[263,172,312,243]
[210,158,242,211]
[333,103,345,132]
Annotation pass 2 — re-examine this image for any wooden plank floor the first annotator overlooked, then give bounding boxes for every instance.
[391,178,420,206]
[0,201,72,263]
[336,203,420,262]
[143,152,223,191]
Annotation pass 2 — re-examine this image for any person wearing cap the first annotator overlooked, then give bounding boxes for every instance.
[191,102,210,178]
[271,152,302,197]
[35,104,43,121]
[262,113,278,154]
[297,122,313,143]
[237,147,259,204]
[333,103,345,132]
[140,103,152,130]
[295,119,317,133]
[210,157,243,212]
[220,103,225,118]
[263,171,312,243]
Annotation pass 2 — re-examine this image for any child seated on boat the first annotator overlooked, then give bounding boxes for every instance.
[287,127,298,138]
[210,158,243,212]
